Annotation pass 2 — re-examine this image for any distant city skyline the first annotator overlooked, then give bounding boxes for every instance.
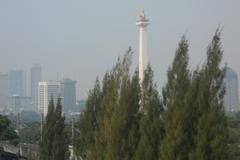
[0,66,79,114]
[0,1,240,99]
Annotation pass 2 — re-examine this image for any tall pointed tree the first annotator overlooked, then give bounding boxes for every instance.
[52,97,69,160]
[94,48,133,160]
[134,65,164,160]
[86,47,143,160]
[194,30,229,160]
[74,78,102,158]
[160,36,192,160]
[40,97,68,160]
[40,97,55,160]
[106,60,141,160]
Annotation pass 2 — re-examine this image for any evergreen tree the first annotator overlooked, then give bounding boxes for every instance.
[74,31,231,160]
[134,66,164,160]
[40,97,68,160]
[93,48,133,160]
[123,70,141,159]
[52,97,69,160]
[160,37,192,160]
[105,63,140,160]
[75,78,102,158]
[40,97,55,160]
[194,30,229,160]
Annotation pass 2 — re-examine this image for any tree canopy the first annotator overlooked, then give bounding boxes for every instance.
[40,97,69,160]
[73,30,230,160]
[0,114,19,145]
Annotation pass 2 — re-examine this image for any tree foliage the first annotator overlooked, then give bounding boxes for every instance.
[74,30,230,160]
[40,97,69,160]
[74,78,102,158]
[19,122,41,144]
[160,37,192,160]
[0,114,19,145]
[134,66,164,160]
[227,112,240,160]
[194,29,229,160]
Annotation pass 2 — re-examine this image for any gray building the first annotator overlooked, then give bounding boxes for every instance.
[224,67,240,112]
[0,73,9,109]
[30,64,42,110]
[9,95,32,113]
[61,78,76,113]
[8,70,26,97]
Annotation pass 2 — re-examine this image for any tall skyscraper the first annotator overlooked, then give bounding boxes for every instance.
[30,64,42,110]
[224,67,240,112]
[38,81,61,117]
[136,9,149,84]
[8,70,26,97]
[0,73,9,109]
[61,78,76,113]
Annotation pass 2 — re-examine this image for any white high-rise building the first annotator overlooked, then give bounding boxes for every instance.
[224,67,240,112]
[136,9,149,84]
[38,81,61,117]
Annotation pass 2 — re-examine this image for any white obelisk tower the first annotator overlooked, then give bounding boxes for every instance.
[136,9,149,85]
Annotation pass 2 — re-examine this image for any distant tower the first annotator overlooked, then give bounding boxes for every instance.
[0,73,9,109]
[224,67,240,112]
[31,64,42,110]
[8,69,26,97]
[61,78,77,113]
[136,8,150,84]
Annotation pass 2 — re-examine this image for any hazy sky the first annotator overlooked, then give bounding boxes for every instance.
[0,0,240,99]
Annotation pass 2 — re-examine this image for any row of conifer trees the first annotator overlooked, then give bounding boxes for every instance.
[40,30,229,160]
[74,30,229,160]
